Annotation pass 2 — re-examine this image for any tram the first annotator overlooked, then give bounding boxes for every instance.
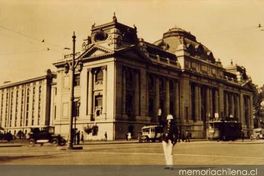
[207,120,242,141]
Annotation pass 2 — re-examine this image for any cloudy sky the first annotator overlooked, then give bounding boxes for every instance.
[0,0,264,86]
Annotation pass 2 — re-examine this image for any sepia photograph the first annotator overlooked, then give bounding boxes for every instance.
[0,0,264,175]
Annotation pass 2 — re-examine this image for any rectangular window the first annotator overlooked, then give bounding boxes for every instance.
[94,95,103,117]
[25,87,30,126]
[37,85,42,125]
[20,88,24,127]
[95,69,103,84]
[5,91,9,127]
[32,86,35,126]
[14,89,19,127]
[54,105,56,120]
[0,91,3,125]
[9,90,13,127]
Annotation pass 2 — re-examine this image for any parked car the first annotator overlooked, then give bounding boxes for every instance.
[138,125,163,142]
[0,128,13,142]
[250,128,264,140]
[29,127,66,146]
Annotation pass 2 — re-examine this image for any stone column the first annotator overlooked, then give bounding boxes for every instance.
[87,69,93,120]
[197,86,201,121]
[225,92,229,118]
[80,68,88,119]
[236,95,240,120]
[214,89,219,118]
[249,95,254,130]
[122,68,126,115]
[102,66,107,119]
[218,86,224,119]
[140,69,146,117]
[240,94,245,127]
[194,85,200,122]
[134,71,140,116]
[179,75,189,124]
[155,77,160,121]
[209,88,213,119]
[206,87,211,120]
[174,81,180,120]
[231,93,235,118]
[165,79,170,116]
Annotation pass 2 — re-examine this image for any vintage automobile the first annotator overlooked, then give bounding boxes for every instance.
[138,125,163,142]
[0,127,13,142]
[29,127,66,146]
[250,128,264,140]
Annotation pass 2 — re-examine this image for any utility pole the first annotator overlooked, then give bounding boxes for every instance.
[68,32,76,149]
[64,32,82,150]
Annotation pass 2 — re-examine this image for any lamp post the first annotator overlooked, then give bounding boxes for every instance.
[64,32,83,149]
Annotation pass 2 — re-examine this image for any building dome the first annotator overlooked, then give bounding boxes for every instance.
[163,27,196,41]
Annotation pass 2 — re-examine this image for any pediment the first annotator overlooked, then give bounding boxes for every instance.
[78,44,153,64]
[117,47,153,64]
[89,48,107,57]
[243,82,254,90]
[240,80,255,91]
[79,44,113,59]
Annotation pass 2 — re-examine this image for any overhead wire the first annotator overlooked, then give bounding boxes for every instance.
[0,24,66,54]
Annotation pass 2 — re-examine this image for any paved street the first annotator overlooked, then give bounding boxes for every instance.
[0,140,264,165]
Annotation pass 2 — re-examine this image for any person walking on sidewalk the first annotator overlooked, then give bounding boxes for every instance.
[104,132,108,141]
[162,114,178,169]
[81,131,84,144]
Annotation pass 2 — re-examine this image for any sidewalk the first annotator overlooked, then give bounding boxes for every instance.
[82,138,264,145]
[1,139,263,147]
[82,139,138,145]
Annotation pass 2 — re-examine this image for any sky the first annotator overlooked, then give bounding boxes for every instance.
[0,0,264,86]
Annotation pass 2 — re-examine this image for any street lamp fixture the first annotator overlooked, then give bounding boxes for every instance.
[64,32,83,150]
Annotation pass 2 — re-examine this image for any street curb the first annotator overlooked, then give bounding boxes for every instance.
[0,144,23,147]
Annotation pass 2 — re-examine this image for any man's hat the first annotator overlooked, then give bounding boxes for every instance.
[167,114,173,120]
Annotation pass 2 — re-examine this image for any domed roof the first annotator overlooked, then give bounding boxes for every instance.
[163,27,196,41]
[154,26,216,64]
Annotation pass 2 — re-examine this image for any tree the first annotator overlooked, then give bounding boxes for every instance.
[253,84,264,128]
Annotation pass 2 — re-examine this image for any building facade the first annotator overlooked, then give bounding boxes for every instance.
[0,70,54,136]
[53,16,254,140]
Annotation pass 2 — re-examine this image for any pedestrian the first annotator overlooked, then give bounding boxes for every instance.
[81,131,84,144]
[162,114,178,169]
[241,130,245,142]
[181,131,186,142]
[177,129,181,143]
[185,131,191,142]
[127,132,131,140]
[76,131,80,145]
[104,132,108,141]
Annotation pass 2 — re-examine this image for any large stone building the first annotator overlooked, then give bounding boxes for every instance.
[52,16,254,140]
[0,16,254,140]
[0,70,54,136]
